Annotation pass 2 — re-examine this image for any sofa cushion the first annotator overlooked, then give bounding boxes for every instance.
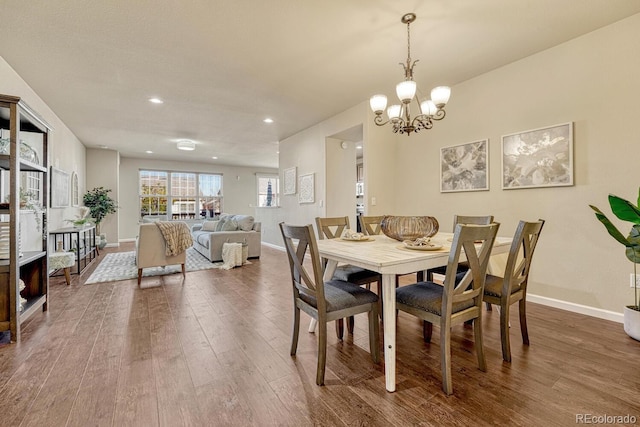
[193,231,210,249]
[232,215,255,231]
[201,220,219,231]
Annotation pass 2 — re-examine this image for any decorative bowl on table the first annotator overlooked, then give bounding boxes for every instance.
[380,215,439,242]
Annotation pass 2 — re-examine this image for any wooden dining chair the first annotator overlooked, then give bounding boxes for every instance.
[279,222,380,386]
[359,214,417,288]
[315,216,382,338]
[358,215,384,237]
[395,222,500,395]
[425,214,495,282]
[483,219,545,362]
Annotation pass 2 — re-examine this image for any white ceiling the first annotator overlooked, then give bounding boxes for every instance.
[1,1,639,169]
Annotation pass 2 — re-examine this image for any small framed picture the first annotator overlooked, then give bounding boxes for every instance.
[298,173,314,204]
[283,166,296,195]
[440,139,489,192]
[502,122,573,189]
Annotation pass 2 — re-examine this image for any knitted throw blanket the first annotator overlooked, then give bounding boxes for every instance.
[155,221,193,256]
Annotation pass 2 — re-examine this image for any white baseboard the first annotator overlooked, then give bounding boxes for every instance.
[262,242,285,251]
[105,242,120,247]
[119,238,136,243]
[148,241,626,324]
[528,293,623,323]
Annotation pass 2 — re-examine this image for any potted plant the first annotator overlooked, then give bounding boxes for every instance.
[65,206,93,228]
[7,188,44,232]
[83,187,118,247]
[590,187,640,340]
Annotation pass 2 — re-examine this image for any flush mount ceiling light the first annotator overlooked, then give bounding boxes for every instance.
[177,140,196,151]
[263,118,274,123]
[369,13,451,136]
[148,97,164,104]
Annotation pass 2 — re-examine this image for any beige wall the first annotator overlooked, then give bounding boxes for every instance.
[277,14,640,318]
[393,13,640,315]
[0,56,87,243]
[86,148,119,244]
[325,137,357,226]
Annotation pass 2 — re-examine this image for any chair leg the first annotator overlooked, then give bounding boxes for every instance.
[137,268,143,286]
[440,322,453,395]
[368,305,380,363]
[519,299,530,345]
[423,321,433,343]
[290,307,300,356]
[500,303,512,363]
[347,316,355,334]
[473,315,487,371]
[317,321,327,386]
[181,263,186,277]
[63,267,71,286]
[378,282,385,320]
[335,319,344,340]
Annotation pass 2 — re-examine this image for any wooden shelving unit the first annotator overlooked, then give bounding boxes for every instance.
[0,94,50,343]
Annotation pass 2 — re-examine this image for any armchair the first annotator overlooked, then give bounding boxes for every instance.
[136,223,188,285]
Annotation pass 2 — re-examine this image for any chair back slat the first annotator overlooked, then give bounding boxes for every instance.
[452,215,494,230]
[443,223,500,313]
[279,222,327,313]
[502,219,545,297]
[359,215,384,236]
[315,216,350,240]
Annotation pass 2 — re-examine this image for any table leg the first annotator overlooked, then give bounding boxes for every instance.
[382,273,396,392]
[308,259,339,333]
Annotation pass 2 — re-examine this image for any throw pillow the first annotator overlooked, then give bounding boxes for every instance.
[233,215,255,231]
[220,219,238,231]
[201,220,219,231]
[215,218,228,232]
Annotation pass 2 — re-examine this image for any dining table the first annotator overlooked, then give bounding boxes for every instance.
[312,231,513,392]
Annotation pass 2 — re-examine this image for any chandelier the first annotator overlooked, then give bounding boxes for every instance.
[369,13,451,136]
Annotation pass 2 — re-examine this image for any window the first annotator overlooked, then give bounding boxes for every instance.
[171,172,196,219]
[139,170,223,220]
[140,170,168,217]
[199,174,223,218]
[257,174,279,207]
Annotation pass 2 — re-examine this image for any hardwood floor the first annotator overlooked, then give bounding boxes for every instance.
[1,243,639,426]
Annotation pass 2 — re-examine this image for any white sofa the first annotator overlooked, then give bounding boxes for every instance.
[191,214,261,262]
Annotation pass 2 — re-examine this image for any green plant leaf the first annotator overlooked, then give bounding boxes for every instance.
[609,194,640,223]
[626,225,640,263]
[590,204,631,246]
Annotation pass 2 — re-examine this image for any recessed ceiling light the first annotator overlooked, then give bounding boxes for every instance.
[211,156,218,160]
[177,140,196,151]
[276,151,280,154]
[98,145,108,149]
[149,97,163,104]
[145,150,153,154]
[263,118,273,123]
[356,145,363,149]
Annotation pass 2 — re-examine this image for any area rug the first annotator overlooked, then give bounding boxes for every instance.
[85,247,223,284]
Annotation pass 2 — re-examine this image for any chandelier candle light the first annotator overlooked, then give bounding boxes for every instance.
[370,13,451,135]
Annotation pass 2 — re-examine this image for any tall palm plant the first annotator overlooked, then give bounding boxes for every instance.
[590,187,640,311]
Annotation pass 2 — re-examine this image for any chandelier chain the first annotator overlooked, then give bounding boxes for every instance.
[406,19,411,67]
